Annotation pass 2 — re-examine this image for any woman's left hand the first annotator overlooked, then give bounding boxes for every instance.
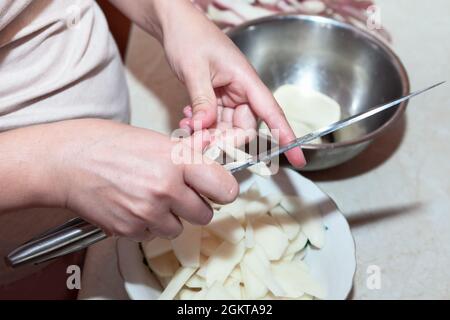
[110,0,305,167]
[157,0,305,167]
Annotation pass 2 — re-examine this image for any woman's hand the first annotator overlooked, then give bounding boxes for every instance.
[109,0,306,167]
[0,119,238,241]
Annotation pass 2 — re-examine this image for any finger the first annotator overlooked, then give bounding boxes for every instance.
[171,186,213,226]
[184,161,239,205]
[221,106,235,123]
[148,211,184,240]
[184,65,217,130]
[179,118,193,134]
[233,104,257,131]
[128,229,156,242]
[246,78,306,168]
[183,106,193,118]
[182,129,212,153]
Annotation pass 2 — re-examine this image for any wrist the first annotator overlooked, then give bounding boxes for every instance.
[148,0,199,43]
[0,123,68,211]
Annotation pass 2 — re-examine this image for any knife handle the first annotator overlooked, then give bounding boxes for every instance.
[5,218,106,268]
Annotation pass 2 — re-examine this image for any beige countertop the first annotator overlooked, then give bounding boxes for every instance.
[78,0,450,300]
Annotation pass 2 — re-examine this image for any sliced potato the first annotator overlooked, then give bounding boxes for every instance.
[243,182,261,200]
[301,211,326,249]
[281,254,295,262]
[172,221,202,268]
[253,215,289,261]
[147,251,180,278]
[200,234,222,257]
[245,218,255,249]
[280,196,325,249]
[285,231,308,256]
[229,267,242,283]
[197,240,245,287]
[186,274,206,289]
[270,205,301,240]
[220,197,248,225]
[142,238,172,259]
[206,211,245,244]
[178,288,197,300]
[205,282,235,300]
[240,261,268,299]
[158,267,197,300]
[241,246,285,297]
[271,261,326,299]
[260,194,282,211]
[280,195,304,214]
[248,162,273,177]
[294,247,308,261]
[273,84,341,130]
[224,277,242,299]
[245,200,268,221]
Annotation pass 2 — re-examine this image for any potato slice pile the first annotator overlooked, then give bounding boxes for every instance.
[260,84,342,144]
[142,183,327,300]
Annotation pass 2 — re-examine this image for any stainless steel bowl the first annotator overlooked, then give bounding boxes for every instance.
[227,15,410,171]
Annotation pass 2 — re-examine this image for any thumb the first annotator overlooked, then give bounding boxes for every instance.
[184,68,217,130]
[182,129,212,153]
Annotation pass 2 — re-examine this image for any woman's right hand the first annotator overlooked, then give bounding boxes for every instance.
[41,119,239,241]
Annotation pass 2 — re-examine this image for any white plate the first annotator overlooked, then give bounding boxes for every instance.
[117,168,356,300]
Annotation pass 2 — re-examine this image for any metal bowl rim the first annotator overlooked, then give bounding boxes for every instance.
[227,14,410,150]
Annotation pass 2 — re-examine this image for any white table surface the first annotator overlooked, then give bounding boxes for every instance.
[78,0,450,300]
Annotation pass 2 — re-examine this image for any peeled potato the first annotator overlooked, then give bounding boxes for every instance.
[172,221,201,268]
[274,84,341,129]
[253,215,289,261]
[186,274,206,289]
[206,211,245,244]
[240,261,268,299]
[272,262,326,299]
[200,234,222,257]
[224,277,242,299]
[285,231,308,256]
[178,288,197,300]
[146,182,326,301]
[260,85,341,144]
[270,205,301,240]
[220,198,248,225]
[158,267,197,300]
[147,251,180,278]
[197,240,245,287]
[142,238,172,259]
[205,282,235,300]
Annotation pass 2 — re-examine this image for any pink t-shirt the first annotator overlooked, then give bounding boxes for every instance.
[0,0,130,285]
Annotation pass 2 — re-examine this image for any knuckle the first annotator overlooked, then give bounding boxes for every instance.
[191,95,213,109]
[113,223,141,238]
[149,181,172,200]
[151,219,183,240]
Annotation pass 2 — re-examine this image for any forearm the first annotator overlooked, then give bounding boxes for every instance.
[0,124,65,213]
[107,0,203,42]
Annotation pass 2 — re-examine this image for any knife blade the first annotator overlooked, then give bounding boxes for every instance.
[229,81,445,174]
